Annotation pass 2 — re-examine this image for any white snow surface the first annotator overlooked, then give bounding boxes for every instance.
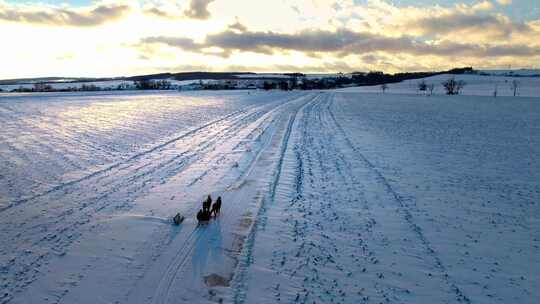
[336,74,540,97]
[0,90,539,304]
[0,80,134,91]
[479,69,540,76]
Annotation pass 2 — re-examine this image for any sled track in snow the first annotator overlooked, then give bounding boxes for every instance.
[326,93,471,304]
[151,227,202,304]
[3,92,305,213]
[1,95,309,303]
[0,107,255,213]
[274,93,382,303]
[230,94,322,303]
[141,93,317,304]
[232,93,403,303]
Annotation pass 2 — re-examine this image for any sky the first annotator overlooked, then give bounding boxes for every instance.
[1,0,539,78]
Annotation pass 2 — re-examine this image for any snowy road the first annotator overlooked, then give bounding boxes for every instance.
[1,90,539,304]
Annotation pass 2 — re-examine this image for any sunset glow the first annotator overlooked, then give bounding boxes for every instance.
[1,0,539,78]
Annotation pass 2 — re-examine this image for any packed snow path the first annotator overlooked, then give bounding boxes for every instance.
[0,91,539,304]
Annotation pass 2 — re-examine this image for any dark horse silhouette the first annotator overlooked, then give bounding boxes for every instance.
[210,196,222,217]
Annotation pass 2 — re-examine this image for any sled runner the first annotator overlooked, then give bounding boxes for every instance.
[196,209,211,222]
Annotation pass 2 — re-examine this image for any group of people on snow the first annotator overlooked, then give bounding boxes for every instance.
[197,194,221,222]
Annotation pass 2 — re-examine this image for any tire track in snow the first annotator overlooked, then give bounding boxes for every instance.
[187,93,307,189]
[264,93,382,303]
[151,227,202,304]
[234,93,463,303]
[230,94,322,303]
[147,112,279,304]
[315,95,417,302]
[6,101,272,230]
[294,94,369,302]
[0,110,243,213]
[327,93,471,304]
[125,93,316,304]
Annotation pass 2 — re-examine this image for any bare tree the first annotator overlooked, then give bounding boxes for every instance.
[427,83,435,95]
[510,80,520,97]
[381,83,388,93]
[442,77,466,95]
[34,82,52,92]
[134,79,154,90]
[417,80,427,92]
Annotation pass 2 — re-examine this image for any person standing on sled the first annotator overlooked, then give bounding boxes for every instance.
[203,194,212,213]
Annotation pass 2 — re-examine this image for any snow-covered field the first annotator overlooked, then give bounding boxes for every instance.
[337,74,540,97]
[1,89,539,304]
[0,80,135,92]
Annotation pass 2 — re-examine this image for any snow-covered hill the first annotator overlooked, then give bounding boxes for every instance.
[479,69,540,77]
[336,73,540,97]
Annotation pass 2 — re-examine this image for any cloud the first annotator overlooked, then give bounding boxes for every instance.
[272,61,354,73]
[140,36,201,52]
[56,53,75,61]
[338,0,533,44]
[1,0,538,76]
[0,2,131,26]
[205,29,355,54]
[407,11,531,39]
[361,54,381,64]
[472,1,494,11]
[139,27,540,59]
[496,0,512,5]
[183,0,215,20]
[143,7,177,19]
[291,5,301,15]
[148,61,356,74]
[227,19,247,32]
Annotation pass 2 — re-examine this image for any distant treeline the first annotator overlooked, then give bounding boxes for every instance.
[2,67,477,93]
[129,71,257,82]
[6,83,132,93]
[352,67,473,86]
[264,67,474,91]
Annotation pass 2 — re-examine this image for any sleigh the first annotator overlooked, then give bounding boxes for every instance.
[173,213,185,225]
